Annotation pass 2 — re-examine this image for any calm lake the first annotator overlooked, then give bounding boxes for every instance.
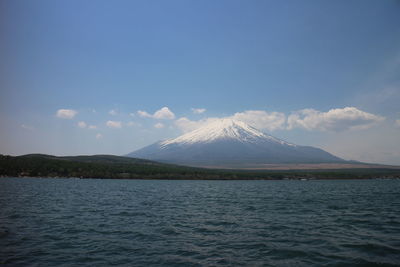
[1,177,399,266]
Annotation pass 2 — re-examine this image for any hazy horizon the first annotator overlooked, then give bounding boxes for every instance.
[1,0,400,165]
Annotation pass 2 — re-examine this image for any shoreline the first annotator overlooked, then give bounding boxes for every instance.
[2,175,400,181]
[2,154,400,181]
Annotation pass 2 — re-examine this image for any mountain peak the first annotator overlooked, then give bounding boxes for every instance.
[161,118,293,146]
[127,117,344,167]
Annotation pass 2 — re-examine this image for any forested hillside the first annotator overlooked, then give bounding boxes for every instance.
[1,154,399,180]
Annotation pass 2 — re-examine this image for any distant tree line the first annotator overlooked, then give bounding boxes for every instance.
[1,154,399,180]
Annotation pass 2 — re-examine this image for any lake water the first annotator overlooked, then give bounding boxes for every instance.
[1,177,400,266]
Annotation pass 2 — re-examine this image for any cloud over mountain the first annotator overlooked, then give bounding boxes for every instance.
[174,107,384,134]
[231,110,286,131]
[175,117,219,133]
[174,110,286,133]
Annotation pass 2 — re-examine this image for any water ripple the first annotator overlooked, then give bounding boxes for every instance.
[1,178,400,266]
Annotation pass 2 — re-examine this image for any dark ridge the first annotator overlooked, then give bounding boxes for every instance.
[19,154,159,164]
[1,154,400,180]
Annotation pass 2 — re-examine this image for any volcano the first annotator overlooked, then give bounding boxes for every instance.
[127,118,344,168]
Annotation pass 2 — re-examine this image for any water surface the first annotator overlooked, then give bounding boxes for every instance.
[1,178,399,266]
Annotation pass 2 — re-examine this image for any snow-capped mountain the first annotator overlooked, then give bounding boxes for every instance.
[160,119,294,146]
[127,118,344,168]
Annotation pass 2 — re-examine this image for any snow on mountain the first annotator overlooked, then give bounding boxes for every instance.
[160,118,295,147]
[127,118,344,168]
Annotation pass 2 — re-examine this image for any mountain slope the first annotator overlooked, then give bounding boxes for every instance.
[127,119,344,168]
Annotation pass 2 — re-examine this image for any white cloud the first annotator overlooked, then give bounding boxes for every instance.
[56,109,77,119]
[174,117,197,132]
[174,107,384,134]
[78,121,96,129]
[109,109,118,116]
[174,117,220,133]
[77,121,87,128]
[154,123,165,129]
[395,119,400,128]
[137,110,152,118]
[191,108,206,114]
[96,133,103,139]
[174,111,286,133]
[129,113,136,117]
[106,120,122,128]
[137,107,175,120]
[231,110,286,131]
[287,107,385,132]
[153,107,175,119]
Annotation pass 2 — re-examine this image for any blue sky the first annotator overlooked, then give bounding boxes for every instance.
[1,0,400,164]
